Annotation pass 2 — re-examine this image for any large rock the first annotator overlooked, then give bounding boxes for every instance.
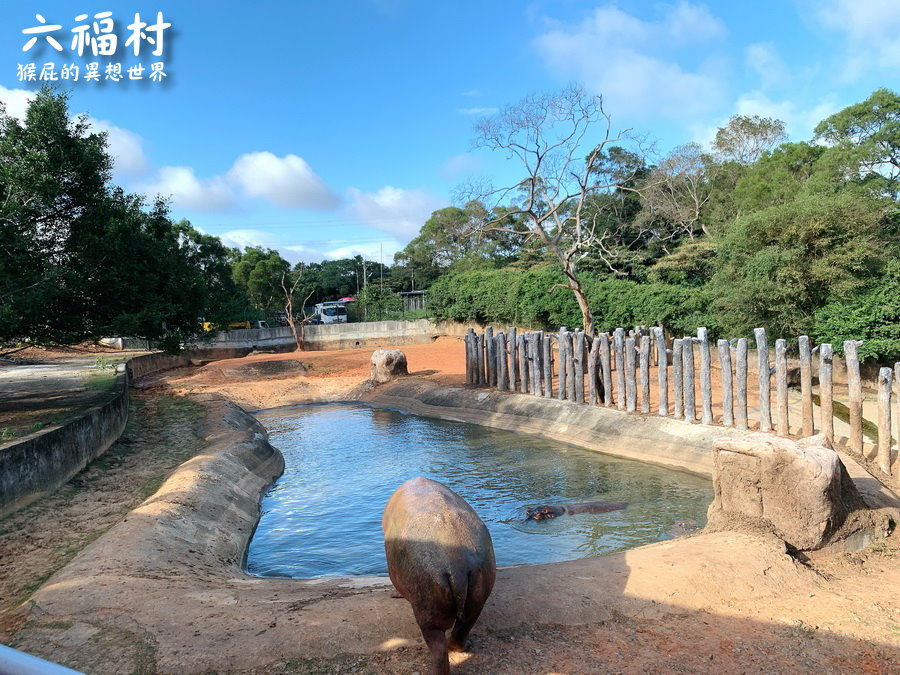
[370,349,408,384]
[706,433,865,551]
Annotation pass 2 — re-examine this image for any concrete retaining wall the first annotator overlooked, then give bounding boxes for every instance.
[0,349,254,518]
[0,375,129,518]
[194,319,439,351]
[365,379,749,477]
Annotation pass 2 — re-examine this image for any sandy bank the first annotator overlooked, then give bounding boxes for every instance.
[6,344,900,673]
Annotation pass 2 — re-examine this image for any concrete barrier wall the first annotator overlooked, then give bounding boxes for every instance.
[0,349,255,519]
[194,319,439,351]
[0,375,130,519]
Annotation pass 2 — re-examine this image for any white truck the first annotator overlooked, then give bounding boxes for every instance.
[313,301,349,324]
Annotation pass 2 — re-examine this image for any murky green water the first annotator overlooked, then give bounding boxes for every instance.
[245,402,712,578]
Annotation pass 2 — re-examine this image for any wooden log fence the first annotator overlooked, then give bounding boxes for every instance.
[463,326,900,476]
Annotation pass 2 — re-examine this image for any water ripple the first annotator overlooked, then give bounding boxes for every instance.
[246,402,712,578]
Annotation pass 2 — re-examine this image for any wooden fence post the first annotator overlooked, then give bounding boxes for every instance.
[485,326,495,387]
[775,339,789,436]
[498,333,509,391]
[894,362,900,476]
[718,339,734,426]
[517,333,528,393]
[735,338,749,430]
[755,328,772,432]
[877,367,893,475]
[655,327,668,416]
[682,336,696,421]
[625,337,637,412]
[599,333,613,406]
[557,328,568,401]
[697,328,713,424]
[614,328,626,410]
[532,331,544,396]
[640,333,651,413]
[464,328,475,384]
[573,331,585,404]
[799,336,814,437]
[819,343,834,445]
[543,333,553,398]
[525,333,535,395]
[476,332,486,386]
[588,336,599,405]
[508,326,518,389]
[844,340,863,454]
[672,338,684,419]
[566,331,577,402]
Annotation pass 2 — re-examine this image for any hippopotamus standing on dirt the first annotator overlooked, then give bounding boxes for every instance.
[383,477,496,675]
[525,501,628,521]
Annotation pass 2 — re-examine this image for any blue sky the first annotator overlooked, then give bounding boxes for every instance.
[1,1,897,263]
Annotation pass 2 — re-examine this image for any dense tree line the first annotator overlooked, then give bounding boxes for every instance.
[2,87,896,362]
[418,88,899,361]
[0,89,243,350]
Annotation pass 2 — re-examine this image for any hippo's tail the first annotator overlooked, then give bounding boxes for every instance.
[447,569,469,623]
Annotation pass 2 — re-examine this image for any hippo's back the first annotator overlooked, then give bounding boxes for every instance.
[383,477,495,614]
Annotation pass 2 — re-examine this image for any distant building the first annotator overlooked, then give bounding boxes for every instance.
[398,290,427,312]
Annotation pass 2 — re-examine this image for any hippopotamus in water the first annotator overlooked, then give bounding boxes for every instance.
[383,477,496,675]
[525,501,628,521]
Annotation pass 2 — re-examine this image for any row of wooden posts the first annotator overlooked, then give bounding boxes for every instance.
[464,326,900,477]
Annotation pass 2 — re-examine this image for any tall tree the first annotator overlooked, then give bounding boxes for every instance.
[713,114,787,165]
[0,88,111,342]
[231,247,290,314]
[637,142,715,239]
[814,88,899,198]
[470,85,638,335]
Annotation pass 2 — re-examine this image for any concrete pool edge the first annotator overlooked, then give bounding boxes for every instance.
[15,380,897,672]
[362,378,747,478]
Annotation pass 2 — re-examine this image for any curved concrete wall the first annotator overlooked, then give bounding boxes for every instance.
[365,379,749,477]
[0,375,129,518]
[0,350,244,518]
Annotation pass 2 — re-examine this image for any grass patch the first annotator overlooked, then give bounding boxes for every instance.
[83,370,118,391]
[811,393,887,445]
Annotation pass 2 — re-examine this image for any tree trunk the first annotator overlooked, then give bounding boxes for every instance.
[562,261,594,337]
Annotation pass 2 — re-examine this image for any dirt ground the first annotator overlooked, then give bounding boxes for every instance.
[2,338,899,673]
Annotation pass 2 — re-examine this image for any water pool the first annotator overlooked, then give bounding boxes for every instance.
[245,402,712,578]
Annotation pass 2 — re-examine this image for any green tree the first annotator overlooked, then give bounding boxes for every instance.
[710,193,886,337]
[814,258,900,362]
[814,88,899,199]
[231,247,290,314]
[713,114,788,165]
[0,88,111,343]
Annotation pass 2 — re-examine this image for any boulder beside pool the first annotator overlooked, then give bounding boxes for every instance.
[370,349,409,384]
[704,433,890,552]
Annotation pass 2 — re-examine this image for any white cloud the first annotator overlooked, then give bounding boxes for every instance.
[228,151,340,210]
[745,42,787,89]
[346,186,446,239]
[816,0,900,77]
[86,117,151,177]
[141,166,235,211]
[461,89,481,97]
[325,240,402,261]
[534,3,728,119]
[458,107,498,116]
[0,85,34,120]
